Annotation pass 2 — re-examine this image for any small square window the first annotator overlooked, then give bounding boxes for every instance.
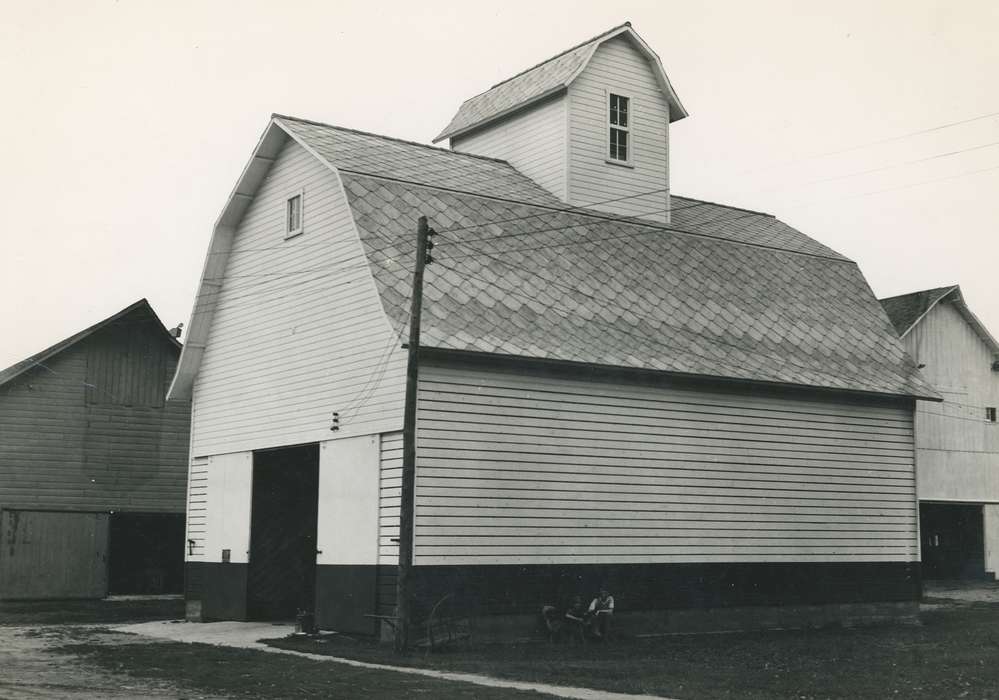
[286,191,303,238]
[987,407,997,423]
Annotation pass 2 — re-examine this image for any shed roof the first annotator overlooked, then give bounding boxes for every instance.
[0,299,180,388]
[433,23,688,143]
[880,285,999,356]
[171,114,938,401]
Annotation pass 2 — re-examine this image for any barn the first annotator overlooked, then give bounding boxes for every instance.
[0,299,190,599]
[169,23,939,636]
[880,285,999,580]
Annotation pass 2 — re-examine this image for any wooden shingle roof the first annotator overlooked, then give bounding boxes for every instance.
[880,285,999,356]
[433,23,687,143]
[337,170,936,399]
[172,114,939,401]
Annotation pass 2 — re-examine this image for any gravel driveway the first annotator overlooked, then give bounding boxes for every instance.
[0,625,225,699]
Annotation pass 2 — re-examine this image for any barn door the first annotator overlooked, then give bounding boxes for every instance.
[0,510,109,599]
[247,445,320,620]
[920,503,986,579]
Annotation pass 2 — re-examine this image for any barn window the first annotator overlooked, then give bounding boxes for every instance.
[286,191,304,238]
[987,407,997,423]
[608,93,631,164]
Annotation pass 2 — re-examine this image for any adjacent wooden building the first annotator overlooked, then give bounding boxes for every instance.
[0,300,190,599]
[170,23,939,635]
[880,286,999,579]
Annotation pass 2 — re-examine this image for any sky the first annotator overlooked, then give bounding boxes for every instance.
[1,0,997,369]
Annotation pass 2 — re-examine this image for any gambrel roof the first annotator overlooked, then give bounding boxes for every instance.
[0,299,180,388]
[880,285,999,356]
[433,23,688,143]
[170,114,938,401]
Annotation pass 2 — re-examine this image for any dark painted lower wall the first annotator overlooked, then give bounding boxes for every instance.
[398,562,920,620]
[186,562,248,621]
[189,560,921,632]
[315,565,378,634]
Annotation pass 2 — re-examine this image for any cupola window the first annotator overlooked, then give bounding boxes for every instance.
[608,93,631,163]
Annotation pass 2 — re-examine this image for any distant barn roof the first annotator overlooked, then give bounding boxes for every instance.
[0,299,179,388]
[879,286,958,336]
[880,285,999,356]
[273,115,936,400]
[433,23,687,143]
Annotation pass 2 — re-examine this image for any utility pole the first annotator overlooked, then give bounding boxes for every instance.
[395,215,432,652]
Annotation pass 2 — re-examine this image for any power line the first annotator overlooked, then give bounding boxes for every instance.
[752,139,999,194]
[434,186,673,237]
[739,108,999,176]
[784,162,999,211]
[432,261,912,397]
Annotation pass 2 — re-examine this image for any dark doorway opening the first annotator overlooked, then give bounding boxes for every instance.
[108,513,185,594]
[248,444,320,620]
[920,502,986,579]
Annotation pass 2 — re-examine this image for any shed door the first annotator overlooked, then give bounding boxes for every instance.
[0,510,109,599]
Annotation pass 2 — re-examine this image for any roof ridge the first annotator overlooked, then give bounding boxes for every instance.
[671,194,775,218]
[878,285,958,303]
[272,113,513,166]
[0,298,178,388]
[482,21,631,93]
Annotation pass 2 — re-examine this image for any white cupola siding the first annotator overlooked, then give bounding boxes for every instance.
[447,29,678,223]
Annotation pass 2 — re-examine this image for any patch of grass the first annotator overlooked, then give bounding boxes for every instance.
[51,639,546,699]
[267,604,999,699]
[0,598,184,626]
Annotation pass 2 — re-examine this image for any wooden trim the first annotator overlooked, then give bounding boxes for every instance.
[434,86,568,143]
[419,346,927,406]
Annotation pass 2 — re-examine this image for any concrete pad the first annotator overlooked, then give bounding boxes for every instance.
[117,620,676,700]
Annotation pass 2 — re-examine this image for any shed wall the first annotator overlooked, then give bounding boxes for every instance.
[0,316,189,513]
[567,35,669,221]
[190,139,406,457]
[414,361,918,565]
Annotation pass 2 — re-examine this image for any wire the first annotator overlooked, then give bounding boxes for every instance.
[431,261,913,397]
[434,186,672,237]
[739,108,999,175]
[751,139,999,194]
[784,162,999,211]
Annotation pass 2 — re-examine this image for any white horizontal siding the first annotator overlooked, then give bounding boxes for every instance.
[906,302,999,501]
[191,139,405,456]
[379,431,403,564]
[452,96,566,200]
[184,457,209,561]
[567,35,669,221]
[414,363,918,565]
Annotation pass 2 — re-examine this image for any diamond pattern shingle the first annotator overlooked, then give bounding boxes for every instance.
[340,172,937,399]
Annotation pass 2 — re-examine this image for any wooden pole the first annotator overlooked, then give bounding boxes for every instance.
[395,215,428,652]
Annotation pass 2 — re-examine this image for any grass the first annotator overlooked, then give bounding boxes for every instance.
[52,639,546,699]
[0,597,184,626]
[265,603,999,699]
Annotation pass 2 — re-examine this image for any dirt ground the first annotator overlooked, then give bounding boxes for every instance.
[0,625,226,699]
[3,582,999,699]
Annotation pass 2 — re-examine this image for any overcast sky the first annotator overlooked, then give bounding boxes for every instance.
[2,0,997,370]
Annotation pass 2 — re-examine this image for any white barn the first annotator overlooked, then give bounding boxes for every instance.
[170,23,939,635]
[880,286,999,580]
